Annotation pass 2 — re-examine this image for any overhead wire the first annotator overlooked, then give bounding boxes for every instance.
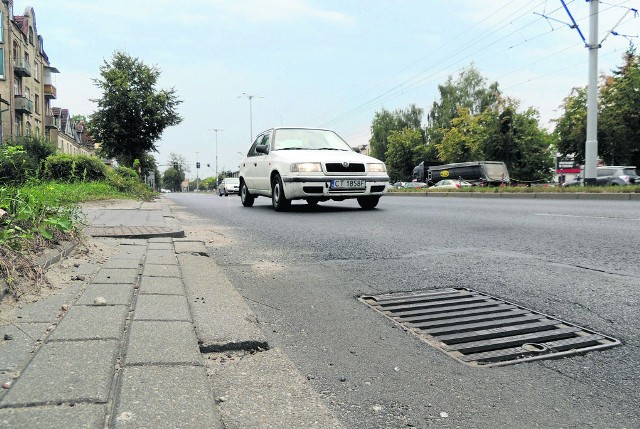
[318,0,639,129]
[318,1,565,127]
[319,2,565,126]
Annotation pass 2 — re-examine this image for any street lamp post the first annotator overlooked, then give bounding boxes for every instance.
[211,129,223,188]
[238,93,263,143]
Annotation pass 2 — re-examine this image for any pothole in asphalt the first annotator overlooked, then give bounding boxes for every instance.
[360,287,621,367]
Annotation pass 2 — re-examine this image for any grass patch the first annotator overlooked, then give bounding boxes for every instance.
[1,180,156,300]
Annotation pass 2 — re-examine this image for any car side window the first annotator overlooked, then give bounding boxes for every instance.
[247,134,266,157]
[262,134,271,153]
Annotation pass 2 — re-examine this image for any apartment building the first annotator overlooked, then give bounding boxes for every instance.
[0,1,95,156]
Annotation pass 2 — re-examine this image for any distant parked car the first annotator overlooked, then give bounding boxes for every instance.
[431,179,473,189]
[238,127,389,210]
[218,177,240,196]
[563,166,639,187]
[402,182,428,189]
[392,181,406,189]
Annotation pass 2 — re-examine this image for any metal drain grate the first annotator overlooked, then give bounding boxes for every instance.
[360,288,621,367]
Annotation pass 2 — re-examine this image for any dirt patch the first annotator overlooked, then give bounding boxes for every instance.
[0,235,119,323]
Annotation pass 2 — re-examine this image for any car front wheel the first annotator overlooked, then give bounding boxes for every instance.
[240,181,255,207]
[272,174,291,211]
[357,196,380,210]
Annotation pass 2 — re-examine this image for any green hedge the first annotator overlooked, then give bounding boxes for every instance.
[43,154,108,182]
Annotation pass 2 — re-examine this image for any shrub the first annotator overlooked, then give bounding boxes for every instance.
[43,154,108,182]
[113,165,139,181]
[0,146,31,185]
[106,167,154,200]
[0,137,58,185]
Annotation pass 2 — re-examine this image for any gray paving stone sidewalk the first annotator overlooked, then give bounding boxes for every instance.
[0,200,222,428]
[1,197,345,428]
[0,236,223,428]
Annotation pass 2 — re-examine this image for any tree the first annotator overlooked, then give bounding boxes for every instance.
[162,168,182,192]
[163,153,188,191]
[599,48,640,167]
[553,86,588,163]
[385,128,425,181]
[369,104,424,162]
[438,99,554,183]
[90,51,182,167]
[426,64,500,146]
[437,107,487,163]
[485,105,554,183]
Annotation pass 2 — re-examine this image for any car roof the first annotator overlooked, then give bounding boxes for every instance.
[259,126,336,134]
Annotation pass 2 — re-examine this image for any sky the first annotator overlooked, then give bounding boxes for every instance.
[15,0,640,179]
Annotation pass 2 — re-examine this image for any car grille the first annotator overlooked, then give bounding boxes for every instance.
[325,162,365,173]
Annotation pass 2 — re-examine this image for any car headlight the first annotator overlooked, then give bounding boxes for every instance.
[367,163,386,172]
[290,162,322,173]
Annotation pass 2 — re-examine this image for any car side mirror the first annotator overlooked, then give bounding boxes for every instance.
[351,146,361,153]
[256,144,269,154]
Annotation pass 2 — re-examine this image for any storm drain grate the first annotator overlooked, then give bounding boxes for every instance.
[360,288,621,367]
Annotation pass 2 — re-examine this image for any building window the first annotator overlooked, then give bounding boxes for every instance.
[35,94,40,114]
[26,121,32,136]
[0,11,3,43]
[29,27,34,45]
[33,60,38,80]
[14,78,20,96]
[0,48,4,79]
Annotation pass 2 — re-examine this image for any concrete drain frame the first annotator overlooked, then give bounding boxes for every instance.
[359,287,621,367]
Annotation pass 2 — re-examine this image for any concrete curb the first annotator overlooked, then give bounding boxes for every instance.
[387,191,640,200]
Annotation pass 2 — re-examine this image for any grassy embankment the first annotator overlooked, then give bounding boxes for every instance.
[0,179,155,299]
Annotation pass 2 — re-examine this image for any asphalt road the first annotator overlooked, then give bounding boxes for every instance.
[167,192,640,429]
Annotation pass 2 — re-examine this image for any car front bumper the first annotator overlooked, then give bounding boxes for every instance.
[281,175,390,199]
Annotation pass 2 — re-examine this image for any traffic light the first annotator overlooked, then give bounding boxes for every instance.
[196,162,201,169]
[207,163,210,168]
[173,162,178,170]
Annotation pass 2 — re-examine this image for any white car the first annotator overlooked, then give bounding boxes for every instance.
[431,179,473,189]
[238,127,390,211]
[218,177,240,196]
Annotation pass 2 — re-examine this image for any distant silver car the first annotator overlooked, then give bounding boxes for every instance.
[562,166,638,187]
[238,127,389,210]
[218,177,240,196]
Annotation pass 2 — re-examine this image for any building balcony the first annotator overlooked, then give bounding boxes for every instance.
[14,96,33,114]
[14,59,31,77]
[45,115,60,129]
[44,84,57,99]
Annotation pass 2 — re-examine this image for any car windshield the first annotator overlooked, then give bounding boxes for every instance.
[272,128,352,151]
[621,168,637,176]
[225,178,239,184]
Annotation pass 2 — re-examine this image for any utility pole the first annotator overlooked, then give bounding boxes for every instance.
[584,0,599,186]
[211,129,223,189]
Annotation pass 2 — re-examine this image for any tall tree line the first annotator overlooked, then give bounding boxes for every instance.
[369,64,554,183]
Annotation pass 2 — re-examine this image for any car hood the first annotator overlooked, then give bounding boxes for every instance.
[268,149,383,164]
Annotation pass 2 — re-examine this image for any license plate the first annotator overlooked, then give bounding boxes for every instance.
[331,179,365,189]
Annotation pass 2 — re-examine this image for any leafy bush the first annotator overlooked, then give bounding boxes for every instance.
[0,137,57,185]
[0,146,31,185]
[114,165,139,180]
[106,168,154,200]
[43,154,108,182]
